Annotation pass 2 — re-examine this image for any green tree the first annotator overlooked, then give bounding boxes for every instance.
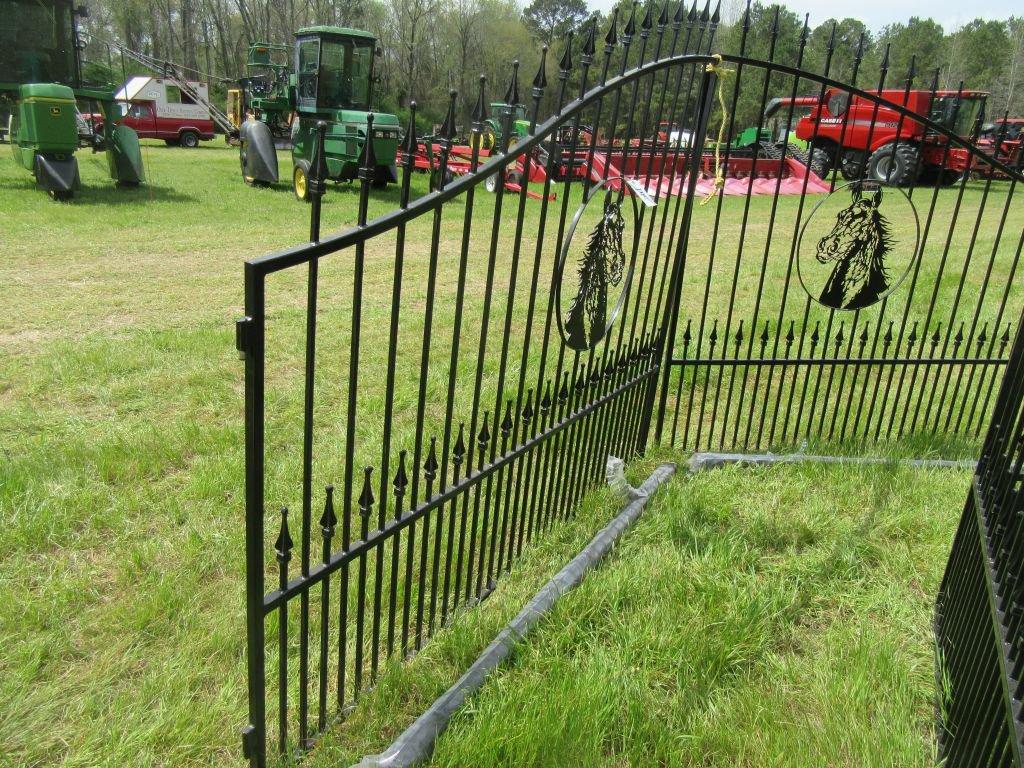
[522,0,588,47]
[945,19,1010,93]
[876,17,945,87]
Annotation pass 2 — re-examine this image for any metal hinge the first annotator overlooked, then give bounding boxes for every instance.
[235,316,254,360]
[240,724,257,760]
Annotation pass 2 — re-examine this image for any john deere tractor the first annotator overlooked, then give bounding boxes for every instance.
[479,101,529,150]
[238,26,400,199]
[1,0,144,200]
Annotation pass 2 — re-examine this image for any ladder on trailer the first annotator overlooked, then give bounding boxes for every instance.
[114,45,236,136]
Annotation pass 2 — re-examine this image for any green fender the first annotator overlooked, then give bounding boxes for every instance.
[106,124,145,185]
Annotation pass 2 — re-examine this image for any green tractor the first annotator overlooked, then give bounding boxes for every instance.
[1,0,145,200]
[238,26,400,199]
[479,101,529,150]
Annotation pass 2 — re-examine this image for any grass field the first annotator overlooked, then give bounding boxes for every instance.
[0,140,995,766]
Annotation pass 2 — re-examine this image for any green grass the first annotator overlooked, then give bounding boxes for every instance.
[427,461,963,768]
[0,140,990,766]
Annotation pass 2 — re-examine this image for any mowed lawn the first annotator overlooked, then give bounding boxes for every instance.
[0,141,985,766]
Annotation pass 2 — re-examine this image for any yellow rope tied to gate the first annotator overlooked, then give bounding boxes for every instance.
[701,54,733,206]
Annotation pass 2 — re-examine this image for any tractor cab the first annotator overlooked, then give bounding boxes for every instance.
[295,27,380,114]
[284,27,399,198]
[927,92,987,139]
[0,0,78,88]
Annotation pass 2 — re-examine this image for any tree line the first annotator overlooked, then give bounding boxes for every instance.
[79,0,1024,133]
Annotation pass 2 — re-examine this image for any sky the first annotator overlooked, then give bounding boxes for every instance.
[585,0,1013,33]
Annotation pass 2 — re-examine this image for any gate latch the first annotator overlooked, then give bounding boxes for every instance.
[240,724,257,759]
[235,316,254,360]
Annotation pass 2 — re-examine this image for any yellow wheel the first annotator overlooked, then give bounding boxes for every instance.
[481,125,496,151]
[293,161,310,201]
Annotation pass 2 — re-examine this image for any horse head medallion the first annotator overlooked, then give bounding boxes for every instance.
[816,184,893,310]
[559,185,633,351]
[799,181,917,312]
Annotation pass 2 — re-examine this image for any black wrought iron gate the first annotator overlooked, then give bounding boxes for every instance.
[237,5,1024,766]
[657,20,1024,455]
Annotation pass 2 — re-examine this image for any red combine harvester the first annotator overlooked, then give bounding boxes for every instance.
[766,88,987,186]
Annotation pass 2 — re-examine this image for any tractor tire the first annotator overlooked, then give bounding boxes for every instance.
[481,125,497,151]
[840,150,866,181]
[484,171,499,193]
[179,130,200,149]
[867,142,920,186]
[808,147,833,178]
[293,160,312,202]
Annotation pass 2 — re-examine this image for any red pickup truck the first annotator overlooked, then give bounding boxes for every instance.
[107,77,217,147]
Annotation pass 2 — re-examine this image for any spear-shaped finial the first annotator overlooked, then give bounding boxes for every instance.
[710,0,720,24]
[641,4,654,34]
[522,389,535,425]
[477,412,491,450]
[880,43,890,75]
[533,46,548,93]
[504,60,520,106]
[360,113,377,173]
[605,7,619,48]
[472,76,487,124]
[424,437,439,481]
[501,400,514,437]
[623,3,637,41]
[275,507,293,561]
[701,0,711,24]
[393,451,409,519]
[440,89,458,140]
[402,102,418,160]
[320,485,337,535]
[582,20,597,60]
[358,467,375,520]
[453,423,467,463]
[658,3,669,29]
[673,0,685,25]
[906,54,917,88]
[559,33,573,74]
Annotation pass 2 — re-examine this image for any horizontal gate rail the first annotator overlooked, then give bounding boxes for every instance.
[671,355,1010,367]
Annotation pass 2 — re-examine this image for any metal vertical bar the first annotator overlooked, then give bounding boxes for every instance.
[297,119,327,751]
[656,65,718,441]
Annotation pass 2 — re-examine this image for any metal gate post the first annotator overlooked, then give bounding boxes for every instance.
[651,64,717,447]
[238,262,267,768]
